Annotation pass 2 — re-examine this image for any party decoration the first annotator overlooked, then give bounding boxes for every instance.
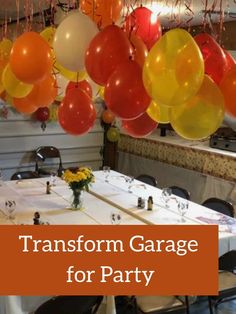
[143,28,204,107]
[124,6,162,50]
[0,38,12,66]
[55,62,87,83]
[107,126,120,142]
[147,101,170,124]
[220,65,236,117]
[35,106,50,131]
[98,86,105,99]
[85,25,133,86]
[49,104,58,122]
[122,112,157,138]
[35,107,50,122]
[194,33,227,85]
[2,64,33,98]
[40,27,56,47]
[223,49,236,76]
[80,0,123,29]
[10,32,53,84]
[102,109,115,124]
[105,60,150,119]
[53,12,98,72]
[170,75,224,140]
[66,80,92,98]
[58,88,96,135]
[25,75,57,108]
[129,33,148,67]
[12,97,37,114]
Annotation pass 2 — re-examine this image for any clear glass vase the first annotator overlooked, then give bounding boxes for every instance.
[71,189,83,210]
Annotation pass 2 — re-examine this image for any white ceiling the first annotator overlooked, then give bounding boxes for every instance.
[0,0,236,27]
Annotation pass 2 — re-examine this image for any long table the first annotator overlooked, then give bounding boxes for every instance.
[0,170,236,314]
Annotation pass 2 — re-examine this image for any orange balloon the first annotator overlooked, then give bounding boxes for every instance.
[102,109,115,124]
[129,34,148,67]
[26,75,58,108]
[220,65,236,117]
[10,32,53,84]
[80,0,123,29]
[13,97,37,114]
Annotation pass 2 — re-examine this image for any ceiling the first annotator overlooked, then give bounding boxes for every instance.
[0,0,236,28]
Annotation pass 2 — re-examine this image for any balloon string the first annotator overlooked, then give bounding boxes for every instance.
[16,0,20,36]
[4,10,7,38]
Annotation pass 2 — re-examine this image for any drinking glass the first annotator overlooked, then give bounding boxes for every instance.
[178,199,189,223]
[103,166,111,182]
[50,172,57,186]
[5,200,16,220]
[160,188,172,208]
[110,211,122,225]
[125,176,134,193]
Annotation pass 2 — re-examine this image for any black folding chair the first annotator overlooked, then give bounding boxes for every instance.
[208,250,236,314]
[136,174,158,187]
[35,296,103,314]
[202,198,234,217]
[35,146,63,177]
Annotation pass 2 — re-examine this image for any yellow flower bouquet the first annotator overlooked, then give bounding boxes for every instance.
[63,167,94,209]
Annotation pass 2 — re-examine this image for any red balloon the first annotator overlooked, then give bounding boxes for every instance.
[66,80,92,98]
[223,49,236,76]
[104,60,150,120]
[58,89,96,135]
[35,107,50,122]
[85,25,133,86]
[129,33,148,67]
[10,32,53,84]
[194,33,227,85]
[122,112,157,138]
[124,6,162,50]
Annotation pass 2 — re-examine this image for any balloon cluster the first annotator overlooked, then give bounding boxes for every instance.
[0,2,235,141]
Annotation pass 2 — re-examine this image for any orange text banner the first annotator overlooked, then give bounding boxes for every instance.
[0,225,218,295]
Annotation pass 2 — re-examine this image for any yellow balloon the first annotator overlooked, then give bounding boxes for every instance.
[0,38,12,63]
[143,28,204,107]
[54,61,87,82]
[170,75,224,140]
[40,27,56,47]
[98,86,105,99]
[147,101,170,124]
[5,93,13,106]
[2,64,33,98]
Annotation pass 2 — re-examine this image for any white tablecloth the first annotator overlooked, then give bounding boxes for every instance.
[0,171,236,314]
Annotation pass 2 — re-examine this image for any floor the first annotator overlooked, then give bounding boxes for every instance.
[190,298,236,314]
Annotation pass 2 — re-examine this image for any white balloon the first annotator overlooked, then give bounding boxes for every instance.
[53,11,98,72]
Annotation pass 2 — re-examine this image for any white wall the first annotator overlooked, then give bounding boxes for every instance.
[0,101,104,180]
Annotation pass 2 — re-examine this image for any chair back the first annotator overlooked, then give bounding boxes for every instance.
[219,250,236,272]
[35,146,63,177]
[11,171,39,180]
[136,174,157,187]
[202,197,234,217]
[35,296,103,314]
[169,186,190,200]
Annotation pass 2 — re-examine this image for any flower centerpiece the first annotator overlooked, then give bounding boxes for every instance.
[63,167,94,210]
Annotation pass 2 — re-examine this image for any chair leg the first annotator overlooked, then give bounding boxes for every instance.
[208,297,214,314]
[185,296,190,314]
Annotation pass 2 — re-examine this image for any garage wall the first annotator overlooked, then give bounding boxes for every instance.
[0,100,104,180]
